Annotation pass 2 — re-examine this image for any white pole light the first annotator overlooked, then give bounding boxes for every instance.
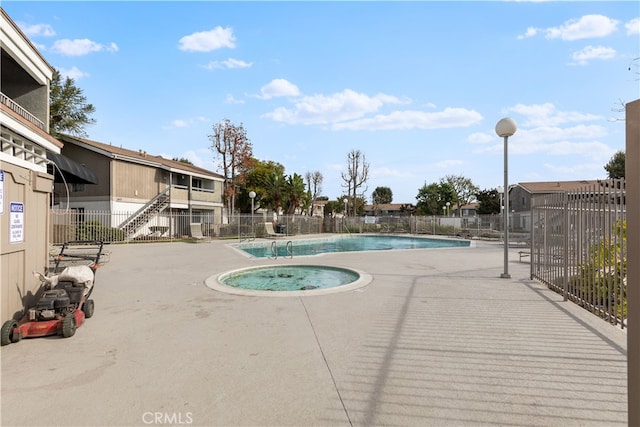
[495,117,517,279]
[249,191,256,233]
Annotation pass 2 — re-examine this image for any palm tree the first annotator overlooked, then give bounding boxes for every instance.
[285,173,307,214]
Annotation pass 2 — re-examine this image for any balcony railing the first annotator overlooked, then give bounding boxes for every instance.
[0,92,46,131]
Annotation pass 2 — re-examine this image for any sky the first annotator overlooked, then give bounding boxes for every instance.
[4,1,639,204]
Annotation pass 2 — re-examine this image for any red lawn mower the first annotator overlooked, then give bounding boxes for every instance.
[1,240,105,346]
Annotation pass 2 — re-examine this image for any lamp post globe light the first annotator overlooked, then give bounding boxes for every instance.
[249,191,256,234]
[343,198,348,217]
[446,201,451,216]
[495,117,517,279]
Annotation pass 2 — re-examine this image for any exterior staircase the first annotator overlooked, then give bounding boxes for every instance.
[120,187,170,238]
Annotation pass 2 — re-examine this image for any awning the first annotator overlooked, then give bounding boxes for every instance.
[46,152,98,184]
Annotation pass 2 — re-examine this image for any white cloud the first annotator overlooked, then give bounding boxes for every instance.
[518,27,539,39]
[58,66,89,81]
[480,137,614,161]
[258,79,301,100]
[158,149,214,171]
[50,39,118,56]
[433,159,464,169]
[170,120,189,128]
[225,94,245,104]
[522,15,619,41]
[506,103,602,127]
[570,45,616,65]
[371,167,414,179]
[626,18,640,36]
[263,88,404,125]
[475,102,612,162]
[467,132,494,145]
[17,22,55,37]
[162,116,208,130]
[178,27,235,52]
[332,107,482,131]
[543,162,605,176]
[202,58,253,70]
[545,14,619,41]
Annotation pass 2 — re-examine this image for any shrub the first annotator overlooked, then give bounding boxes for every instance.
[76,220,126,242]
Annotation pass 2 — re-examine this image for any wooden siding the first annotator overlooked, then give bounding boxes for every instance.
[54,142,110,198]
[112,160,165,199]
[1,164,53,321]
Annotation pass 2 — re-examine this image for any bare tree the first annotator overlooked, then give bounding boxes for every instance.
[305,171,323,216]
[208,119,253,218]
[610,58,639,122]
[341,150,369,216]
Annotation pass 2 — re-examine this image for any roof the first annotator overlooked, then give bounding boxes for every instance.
[364,203,415,211]
[0,102,63,150]
[1,7,54,77]
[58,134,224,180]
[517,180,601,194]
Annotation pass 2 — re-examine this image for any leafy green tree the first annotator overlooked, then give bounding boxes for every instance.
[324,200,341,216]
[372,186,393,204]
[415,182,455,215]
[172,157,194,165]
[261,169,287,214]
[49,69,96,137]
[476,188,501,214]
[604,150,625,179]
[442,174,479,215]
[236,159,284,213]
[284,173,307,214]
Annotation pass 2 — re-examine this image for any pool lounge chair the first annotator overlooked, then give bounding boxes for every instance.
[264,222,285,238]
[190,223,207,242]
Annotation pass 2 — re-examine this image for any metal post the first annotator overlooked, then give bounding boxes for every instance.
[626,99,639,426]
[501,135,510,278]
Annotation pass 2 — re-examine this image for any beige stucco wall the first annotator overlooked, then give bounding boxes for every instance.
[1,163,53,321]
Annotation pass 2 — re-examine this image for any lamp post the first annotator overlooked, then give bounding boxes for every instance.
[496,117,517,279]
[446,201,451,217]
[497,185,504,246]
[343,198,348,234]
[249,191,256,234]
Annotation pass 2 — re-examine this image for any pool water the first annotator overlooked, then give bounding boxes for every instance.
[218,265,360,291]
[237,235,469,258]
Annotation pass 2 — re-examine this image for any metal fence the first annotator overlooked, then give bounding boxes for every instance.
[531,179,626,328]
[50,209,531,245]
[50,210,327,244]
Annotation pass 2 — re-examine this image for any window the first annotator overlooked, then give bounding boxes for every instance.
[71,183,85,192]
[192,178,202,189]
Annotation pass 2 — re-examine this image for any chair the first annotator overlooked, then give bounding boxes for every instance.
[190,223,206,241]
[264,222,284,238]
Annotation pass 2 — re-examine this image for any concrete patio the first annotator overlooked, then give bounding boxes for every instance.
[0,237,628,426]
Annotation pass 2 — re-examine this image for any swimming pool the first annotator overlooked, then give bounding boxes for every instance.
[235,235,470,258]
